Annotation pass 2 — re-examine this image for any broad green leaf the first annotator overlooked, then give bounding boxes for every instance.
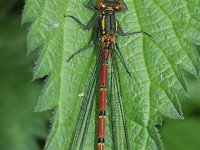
[0,16,49,150]
[160,73,200,150]
[23,0,200,149]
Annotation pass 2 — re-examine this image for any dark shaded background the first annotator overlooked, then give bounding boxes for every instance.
[0,1,49,150]
[0,1,200,150]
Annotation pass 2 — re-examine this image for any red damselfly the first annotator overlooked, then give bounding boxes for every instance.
[65,0,150,149]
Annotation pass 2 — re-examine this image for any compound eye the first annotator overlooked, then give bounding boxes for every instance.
[115,1,125,11]
[96,0,106,10]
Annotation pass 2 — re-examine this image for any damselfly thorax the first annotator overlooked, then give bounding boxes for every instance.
[100,34,116,49]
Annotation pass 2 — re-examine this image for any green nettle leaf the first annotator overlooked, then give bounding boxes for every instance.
[22,0,200,149]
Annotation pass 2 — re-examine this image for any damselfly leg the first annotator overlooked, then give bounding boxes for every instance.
[65,15,100,30]
[65,15,100,61]
[118,22,152,37]
[66,44,94,62]
[114,43,131,77]
[85,0,100,11]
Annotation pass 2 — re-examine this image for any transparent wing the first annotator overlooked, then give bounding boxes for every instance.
[108,49,130,150]
[69,50,102,149]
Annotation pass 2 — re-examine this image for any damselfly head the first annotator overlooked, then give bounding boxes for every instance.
[96,0,125,11]
[96,0,106,10]
[114,1,125,11]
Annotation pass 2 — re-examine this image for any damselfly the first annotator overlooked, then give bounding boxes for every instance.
[65,0,150,149]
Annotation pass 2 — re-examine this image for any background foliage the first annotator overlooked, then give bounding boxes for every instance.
[0,1,49,150]
[0,0,200,150]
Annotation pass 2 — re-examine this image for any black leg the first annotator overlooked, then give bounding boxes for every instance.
[67,25,99,62]
[65,15,100,30]
[121,0,128,12]
[115,43,132,77]
[118,22,152,37]
[67,44,94,62]
[85,0,100,11]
